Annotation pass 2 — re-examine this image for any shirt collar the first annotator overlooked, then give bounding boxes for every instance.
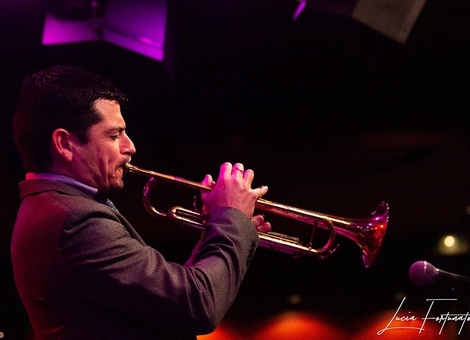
[25,173,98,197]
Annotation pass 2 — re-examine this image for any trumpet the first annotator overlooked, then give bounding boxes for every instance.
[124,163,389,268]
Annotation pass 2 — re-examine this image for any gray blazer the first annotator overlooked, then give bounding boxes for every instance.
[11,179,258,339]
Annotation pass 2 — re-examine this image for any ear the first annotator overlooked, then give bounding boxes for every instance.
[51,128,75,162]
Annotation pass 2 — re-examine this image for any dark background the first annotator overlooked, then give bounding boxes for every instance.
[1,0,470,338]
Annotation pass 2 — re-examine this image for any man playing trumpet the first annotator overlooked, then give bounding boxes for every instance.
[11,65,270,339]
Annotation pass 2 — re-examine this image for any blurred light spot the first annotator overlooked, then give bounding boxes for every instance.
[437,234,469,255]
[443,235,455,248]
[286,294,303,305]
[465,205,470,215]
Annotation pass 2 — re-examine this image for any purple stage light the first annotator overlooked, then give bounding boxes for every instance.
[42,0,168,62]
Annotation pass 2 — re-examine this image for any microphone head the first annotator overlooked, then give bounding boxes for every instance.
[409,261,438,286]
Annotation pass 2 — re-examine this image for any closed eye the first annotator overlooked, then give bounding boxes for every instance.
[109,127,125,140]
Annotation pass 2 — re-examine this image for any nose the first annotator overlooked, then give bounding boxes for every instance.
[121,132,136,155]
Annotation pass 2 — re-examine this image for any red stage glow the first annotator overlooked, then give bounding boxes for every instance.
[253,311,347,340]
[197,322,239,340]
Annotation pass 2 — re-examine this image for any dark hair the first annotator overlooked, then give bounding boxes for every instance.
[13,65,128,172]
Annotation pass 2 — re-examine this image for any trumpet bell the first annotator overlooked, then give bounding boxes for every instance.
[254,199,389,267]
[347,201,388,268]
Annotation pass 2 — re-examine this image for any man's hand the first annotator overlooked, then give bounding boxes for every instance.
[201,162,271,232]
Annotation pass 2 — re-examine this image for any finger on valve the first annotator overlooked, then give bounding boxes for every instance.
[251,215,272,232]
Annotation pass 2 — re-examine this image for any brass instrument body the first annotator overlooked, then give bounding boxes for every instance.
[124,163,388,268]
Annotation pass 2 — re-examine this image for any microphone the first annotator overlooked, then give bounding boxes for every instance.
[409,260,470,294]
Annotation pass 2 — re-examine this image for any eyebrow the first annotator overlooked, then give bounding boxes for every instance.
[106,126,126,134]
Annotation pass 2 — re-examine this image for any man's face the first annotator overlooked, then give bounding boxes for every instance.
[73,99,136,192]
